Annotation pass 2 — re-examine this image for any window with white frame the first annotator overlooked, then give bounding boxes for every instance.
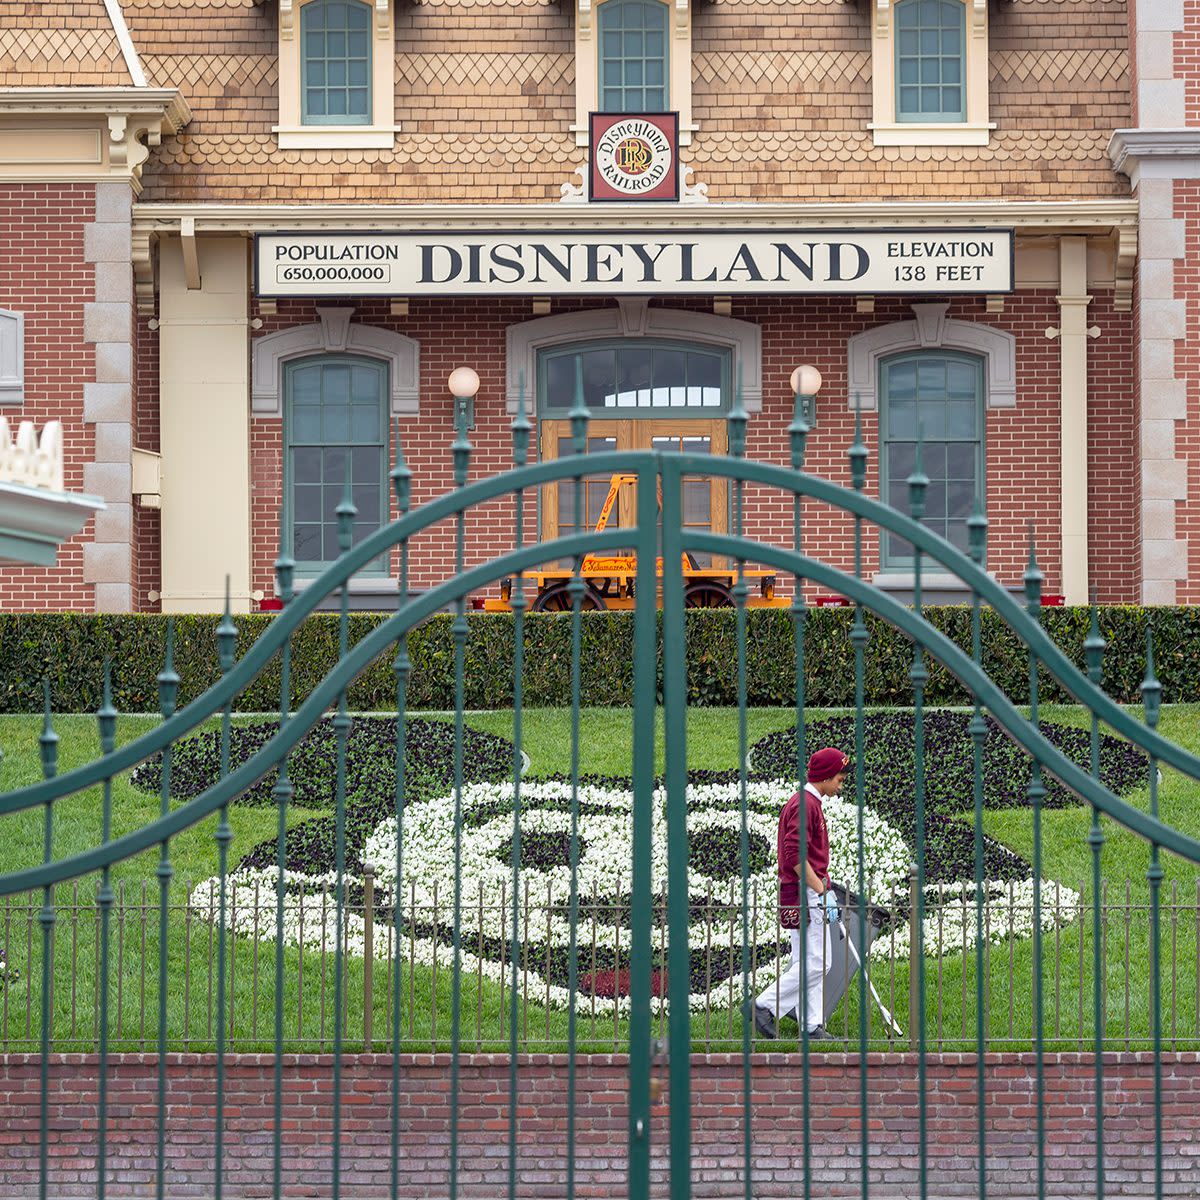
[276,0,397,149]
[572,0,695,146]
[879,351,984,568]
[869,0,992,146]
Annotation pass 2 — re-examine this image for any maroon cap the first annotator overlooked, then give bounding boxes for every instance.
[807,747,850,783]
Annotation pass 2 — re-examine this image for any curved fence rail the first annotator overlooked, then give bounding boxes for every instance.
[1,395,1197,1200]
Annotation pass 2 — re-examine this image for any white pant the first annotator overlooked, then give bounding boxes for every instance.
[757,888,829,1032]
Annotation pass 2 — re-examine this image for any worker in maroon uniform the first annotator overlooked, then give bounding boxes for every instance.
[753,746,849,1042]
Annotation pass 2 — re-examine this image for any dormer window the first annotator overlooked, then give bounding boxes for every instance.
[870,0,992,147]
[302,1,372,125]
[599,0,669,113]
[895,0,965,124]
[573,0,695,146]
[276,0,397,149]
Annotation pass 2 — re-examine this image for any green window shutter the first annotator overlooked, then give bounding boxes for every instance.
[284,355,389,574]
[880,350,984,569]
[302,0,373,126]
[895,0,965,123]
[598,0,669,113]
[538,340,730,415]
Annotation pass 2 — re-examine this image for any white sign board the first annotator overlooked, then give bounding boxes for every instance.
[255,229,1013,297]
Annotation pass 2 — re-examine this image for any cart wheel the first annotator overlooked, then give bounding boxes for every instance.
[684,580,734,608]
[532,582,605,612]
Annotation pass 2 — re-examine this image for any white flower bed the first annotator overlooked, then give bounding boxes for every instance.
[190,781,1079,1015]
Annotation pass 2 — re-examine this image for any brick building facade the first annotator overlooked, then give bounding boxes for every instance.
[0,0,1163,612]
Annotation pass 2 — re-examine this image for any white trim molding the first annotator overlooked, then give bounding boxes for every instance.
[0,308,24,405]
[505,303,761,414]
[846,303,1016,411]
[572,0,696,148]
[275,0,397,150]
[869,0,991,148]
[102,0,148,87]
[251,306,420,416]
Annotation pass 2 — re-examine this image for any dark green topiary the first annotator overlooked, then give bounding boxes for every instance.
[2,606,1195,712]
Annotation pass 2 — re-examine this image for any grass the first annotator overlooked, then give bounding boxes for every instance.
[0,705,1197,1053]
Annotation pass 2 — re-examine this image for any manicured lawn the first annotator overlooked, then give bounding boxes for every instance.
[0,705,1196,1052]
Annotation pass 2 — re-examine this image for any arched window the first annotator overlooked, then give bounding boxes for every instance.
[302,0,372,126]
[536,339,730,559]
[880,351,983,567]
[895,0,965,123]
[540,340,728,413]
[598,0,669,113]
[284,355,388,573]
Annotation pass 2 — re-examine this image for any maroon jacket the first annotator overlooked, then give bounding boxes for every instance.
[777,784,830,929]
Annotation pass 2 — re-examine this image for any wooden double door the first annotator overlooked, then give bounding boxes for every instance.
[540,419,728,564]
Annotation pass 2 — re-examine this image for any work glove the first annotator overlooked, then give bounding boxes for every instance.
[822,889,840,924]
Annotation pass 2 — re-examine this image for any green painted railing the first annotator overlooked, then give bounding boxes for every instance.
[1,389,1198,1200]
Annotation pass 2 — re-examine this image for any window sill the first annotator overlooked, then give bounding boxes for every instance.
[873,570,1021,605]
[286,575,398,596]
[275,126,400,150]
[869,122,994,148]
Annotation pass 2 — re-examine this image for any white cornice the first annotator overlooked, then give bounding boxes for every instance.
[132,198,1138,238]
[0,482,104,568]
[0,87,191,132]
[1110,128,1200,185]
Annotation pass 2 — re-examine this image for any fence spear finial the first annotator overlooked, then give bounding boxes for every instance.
[967,493,987,566]
[1142,627,1162,730]
[39,678,58,781]
[511,371,532,468]
[907,423,929,521]
[1084,590,1105,688]
[848,392,867,492]
[157,619,180,719]
[1023,521,1043,615]
[728,364,748,459]
[390,417,412,516]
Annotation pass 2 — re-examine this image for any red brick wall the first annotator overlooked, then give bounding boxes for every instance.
[0,184,96,610]
[1088,290,1141,603]
[1178,0,1200,127]
[133,312,161,612]
[1,1052,1196,1197]
[246,294,1137,607]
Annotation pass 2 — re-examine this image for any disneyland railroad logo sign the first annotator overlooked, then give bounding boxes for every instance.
[589,112,679,202]
[255,229,1014,298]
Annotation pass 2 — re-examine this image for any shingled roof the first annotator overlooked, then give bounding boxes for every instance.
[0,1,141,87]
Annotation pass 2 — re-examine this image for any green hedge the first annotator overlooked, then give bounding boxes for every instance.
[0,607,1195,714]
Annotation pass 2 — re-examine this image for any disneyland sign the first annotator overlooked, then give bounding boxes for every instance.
[255,230,1013,297]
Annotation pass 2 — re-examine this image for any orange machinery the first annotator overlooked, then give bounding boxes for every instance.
[482,472,787,612]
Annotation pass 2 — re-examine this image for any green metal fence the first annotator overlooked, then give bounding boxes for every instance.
[3,388,1200,1199]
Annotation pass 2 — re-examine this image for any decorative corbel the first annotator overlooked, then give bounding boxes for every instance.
[181,216,202,291]
[558,165,587,203]
[680,164,708,203]
[986,294,1005,314]
[1115,225,1137,313]
[856,296,875,315]
[132,227,156,317]
[875,0,890,38]
[280,0,294,39]
[676,0,688,38]
[376,0,391,33]
[972,0,987,38]
[577,0,591,38]
[107,112,154,189]
[108,116,129,169]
